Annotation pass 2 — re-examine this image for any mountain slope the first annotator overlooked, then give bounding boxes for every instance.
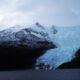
[0,23,56,70]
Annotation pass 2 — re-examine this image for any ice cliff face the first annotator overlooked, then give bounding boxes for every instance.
[37,26,80,69]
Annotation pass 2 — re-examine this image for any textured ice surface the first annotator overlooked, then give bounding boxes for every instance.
[37,26,80,69]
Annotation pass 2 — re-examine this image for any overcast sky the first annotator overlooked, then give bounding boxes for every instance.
[0,0,80,27]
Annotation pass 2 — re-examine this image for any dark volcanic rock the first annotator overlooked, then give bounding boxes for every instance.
[58,49,80,69]
[0,23,56,70]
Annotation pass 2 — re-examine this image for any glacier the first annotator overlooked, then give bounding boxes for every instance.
[37,26,80,69]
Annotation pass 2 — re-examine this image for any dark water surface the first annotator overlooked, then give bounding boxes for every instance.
[0,69,80,80]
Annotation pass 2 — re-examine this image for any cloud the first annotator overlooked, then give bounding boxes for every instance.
[0,0,80,28]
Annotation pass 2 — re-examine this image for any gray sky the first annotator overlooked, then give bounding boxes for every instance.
[0,0,80,27]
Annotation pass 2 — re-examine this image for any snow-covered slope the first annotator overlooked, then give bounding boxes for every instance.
[37,26,80,69]
[0,23,56,49]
